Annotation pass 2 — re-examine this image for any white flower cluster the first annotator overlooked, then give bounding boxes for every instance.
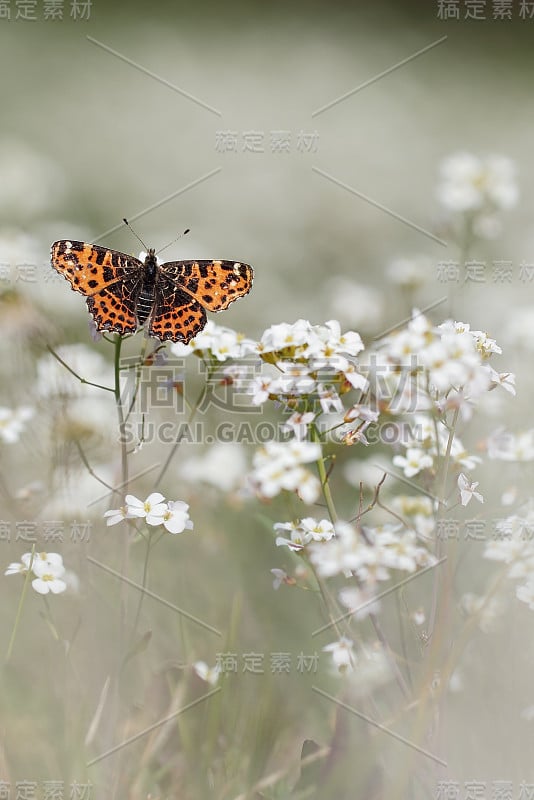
[105,492,193,535]
[247,440,322,504]
[377,314,513,479]
[484,508,534,611]
[251,319,367,408]
[255,319,367,394]
[171,318,369,454]
[380,315,510,411]
[171,320,257,362]
[392,413,481,478]
[5,552,67,595]
[0,405,33,444]
[308,521,435,581]
[274,517,335,550]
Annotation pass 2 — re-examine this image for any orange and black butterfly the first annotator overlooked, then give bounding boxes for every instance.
[50,239,254,343]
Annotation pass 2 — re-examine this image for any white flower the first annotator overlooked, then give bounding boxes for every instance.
[170,340,193,357]
[193,661,221,686]
[275,521,307,551]
[297,471,322,504]
[104,494,194,534]
[375,528,431,572]
[488,368,515,395]
[32,558,67,595]
[317,384,344,415]
[393,448,433,478]
[344,405,379,424]
[125,492,168,525]
[309,521,432,580]
[281,411,315,441]
[381,311,433,361]
[412,609,426,626]
[467,328,502,358]
[5,552,68,595]
[32,575,67,595]
[5,560,28,576]
[323,637,356,674]
[275,517,334,550]
[457,473,484,507]
[0,405,33,443]
[221,364,249,388]
[309,320,364,361]
[248,375,273,405]
[171,321,256,361]
[271,568,289,590]
[382,314,505,412]
[421,331,485,395]
[437,152,518,213]
[449,440,482,471]
[161,500,194,534]
[271,362,316,396]
[342,364,369,392]
[258,319,314,354]
[104,505,129,527]
[25,552,64,572]
[249,440,321,504]
[299,518,335,542]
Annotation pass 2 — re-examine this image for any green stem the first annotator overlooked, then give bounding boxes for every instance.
[5,545,35,663]
[124,337,149,423]
[46,344,114,393]
[114,335,128,494]
[75,440,118,494]
[311,425,337,523]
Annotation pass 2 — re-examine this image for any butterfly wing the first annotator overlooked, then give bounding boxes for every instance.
[158,259,254,312]
[51,240,142,336]
[148,259,253,343]
[148,272,206,344]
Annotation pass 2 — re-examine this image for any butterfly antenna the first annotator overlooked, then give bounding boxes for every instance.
[123,218,149,251]
[156,228,190,257]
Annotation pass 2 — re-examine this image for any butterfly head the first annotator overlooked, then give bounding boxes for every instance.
[144,248,159,278]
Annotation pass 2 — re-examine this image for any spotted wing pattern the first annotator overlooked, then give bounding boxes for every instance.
[159,260,254,312]
[51,240,142,336]
[149,275,207,343]
[51,243,254,343]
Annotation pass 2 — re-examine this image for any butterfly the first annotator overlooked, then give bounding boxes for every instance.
[50,240,254,344]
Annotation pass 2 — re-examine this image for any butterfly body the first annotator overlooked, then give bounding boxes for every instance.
[51,240,254,343]
[136,248,159,326]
